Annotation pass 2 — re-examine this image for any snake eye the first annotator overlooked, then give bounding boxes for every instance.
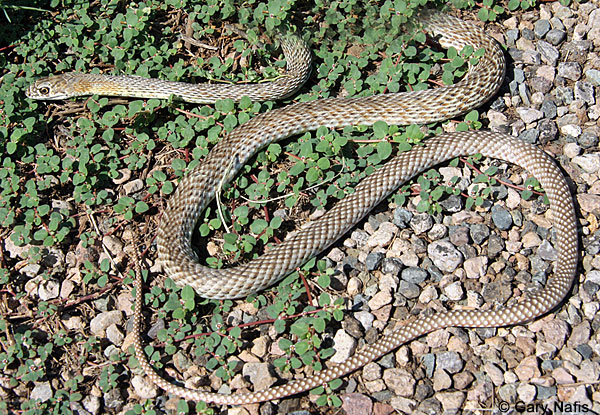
[38,86,50,95]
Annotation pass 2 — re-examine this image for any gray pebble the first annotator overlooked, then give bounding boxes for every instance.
[401,267,428,284]
[578,131,599,149]
[586,69,600,86]
[449,225,469,246]
[436,351,464,374]
[576,343,593,360]
[538,240,557,261]
[508,47,523,62]
[90,310,124,337]
[103,388,124,411]
[537,40,559,65]
[498,384,517,403]
[421,353,435,377]
[555,86,574,105]
[509,80,519,97]
[514,68,525,83]
[540,100,557,119]
[517,107,543,124]
[550,16,566,30]
[419,399,442,414]
[410,213,433,235]
[487,234,505,257]
[518,129,539,144]
[491,205,512,230]
[534,19,550,38]
[470,224,490,245]
[536,385,557,400]
[439,195,463,213]
[574,81,595,105]
[561,40,591,64]
[546,29,566,45]
[398,280,421,299]
[506,29,519,45]
[393,207,413,229]
[539,120,558,142]
[365,252,384,271]
[558,62,582,81]
[522,27,534,41]
[381,257,404,275]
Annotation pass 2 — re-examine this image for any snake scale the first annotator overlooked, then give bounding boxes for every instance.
[27,11,578,406]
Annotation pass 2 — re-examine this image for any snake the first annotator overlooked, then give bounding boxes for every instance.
[27,11,578,406]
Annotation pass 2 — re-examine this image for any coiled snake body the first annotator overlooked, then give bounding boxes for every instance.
[28,12,578,406]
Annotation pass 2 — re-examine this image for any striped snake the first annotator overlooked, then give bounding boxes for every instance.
[28,11,578,406]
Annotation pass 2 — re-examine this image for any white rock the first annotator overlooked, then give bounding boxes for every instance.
[331,329,358,364]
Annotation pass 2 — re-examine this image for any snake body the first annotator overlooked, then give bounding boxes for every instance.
[28,12,578,406]
[26,35,312,103]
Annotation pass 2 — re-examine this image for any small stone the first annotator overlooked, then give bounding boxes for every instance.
[123,178,143,194]
[534,19,550,38]
[578,194,600,213]
[484,362,505,386]
[355,311,375,331]
[410,213,433,235]
[393,208,413,229]
[341,393,373,415]
[470,224,489,245]
[517,383,537,403]
[242,362,276,391]
[131,375,157,399]
[563,142,581,158]
[586,69,600,86]
[558,62,582,81]
[347,277,363,296]
[515,356,541,382]
[537,40,559,65]
[542,319,569,349]
[106,324,124,346]
[401,267,428,284]
[577,131,599,149]
[398,280,421,299]
[31,381,52,402]
[83,395,101,415]
[538,240,558,261]
[363,362,382,382]
[365,252,385,271]
[90,310,124,336]
[383,368,415,397]
[366,222,397,248]
[443,281,464,301]
[435,391,466,413]
[436,351,463,374]
[575,81,595,105]
[539,100,557,119]
[368,290,392,311]
[448,225,469,246]
[491,205,512,230]
[427,240,463,273]
[331,329,358,364]
[439,195,463,213]
[463,256,488,279]
[546,29,566,45]
[38,279,60,301]
[381,258,403,275]
[517,108,543,124]
[433,369,452,391]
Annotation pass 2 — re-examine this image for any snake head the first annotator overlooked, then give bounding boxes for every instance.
[26,73,83,100]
